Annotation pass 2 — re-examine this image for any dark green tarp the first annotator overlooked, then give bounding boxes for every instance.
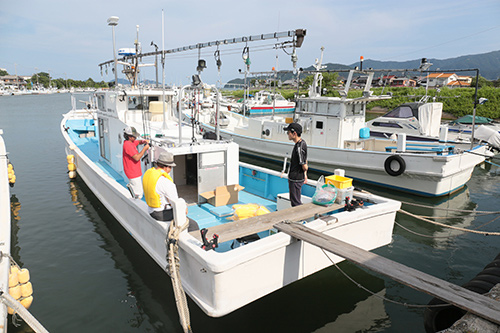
[451,115,493,125]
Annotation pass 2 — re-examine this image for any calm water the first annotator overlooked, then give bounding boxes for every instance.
[0,94,499,332]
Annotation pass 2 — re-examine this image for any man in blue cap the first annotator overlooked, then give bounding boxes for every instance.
[283,122,308,206]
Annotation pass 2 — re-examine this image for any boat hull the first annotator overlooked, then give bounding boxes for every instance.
[0,131,12,330]
[61,110,400,317]
[200,124,486,197]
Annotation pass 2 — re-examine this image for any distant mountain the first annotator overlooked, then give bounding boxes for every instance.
[226,50,500,85]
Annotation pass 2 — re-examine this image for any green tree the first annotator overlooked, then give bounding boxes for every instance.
[31,72,51,88]
[301,72,340,95]
[0,69,8,76]
[470,75,492,88]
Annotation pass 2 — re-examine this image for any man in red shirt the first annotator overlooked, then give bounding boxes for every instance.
[123,126,150,198]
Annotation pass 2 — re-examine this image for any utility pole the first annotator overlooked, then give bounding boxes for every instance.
[34,67,39,88]
[14,63,19,90]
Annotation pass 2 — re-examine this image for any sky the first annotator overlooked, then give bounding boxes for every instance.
[1,0,499,85]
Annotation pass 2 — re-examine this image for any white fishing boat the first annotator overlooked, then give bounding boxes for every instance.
[0,129,12,331]
[60,26,400,321]
[244,90,296,115]
[193,56,491,197]
[366,101,500,149]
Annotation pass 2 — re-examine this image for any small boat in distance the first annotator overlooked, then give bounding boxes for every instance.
[366,102,500,149]
[243,90,296,115]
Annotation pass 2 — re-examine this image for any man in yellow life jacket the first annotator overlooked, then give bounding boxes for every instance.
[143,151,198,231]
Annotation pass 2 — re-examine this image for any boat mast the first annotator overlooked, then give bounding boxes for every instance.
[309,47,325,98]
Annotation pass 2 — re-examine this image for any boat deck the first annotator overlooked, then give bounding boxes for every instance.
[66,118,279,234]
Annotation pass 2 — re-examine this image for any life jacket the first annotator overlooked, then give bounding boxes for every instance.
[143,167,173,208]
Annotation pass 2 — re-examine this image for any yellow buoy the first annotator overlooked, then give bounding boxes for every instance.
[68,163,76,171]
[10,265,19,275]
[67,155,75,163]
[20,296,33,309]
[8,272,19,287]
[18,268,30,284]
[9,285,21,300]
[20,282,33,297]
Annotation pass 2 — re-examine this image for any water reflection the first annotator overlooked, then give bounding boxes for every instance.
[67,177,393,332]
[67,178,181,332]
[10,194,23,267]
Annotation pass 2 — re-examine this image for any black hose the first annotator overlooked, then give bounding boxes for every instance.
[423,253,500,332]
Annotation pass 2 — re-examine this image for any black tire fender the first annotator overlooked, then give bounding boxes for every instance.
[384,155,406,176]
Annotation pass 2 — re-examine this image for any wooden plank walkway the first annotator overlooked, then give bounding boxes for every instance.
[275,222,500,326]
[189,202,341,243]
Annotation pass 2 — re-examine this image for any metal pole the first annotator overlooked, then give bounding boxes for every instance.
[212,86,221,140]
[107,16,119,88]
[470,69,479,150]
[112,26,118,86]
[161,10,168,131]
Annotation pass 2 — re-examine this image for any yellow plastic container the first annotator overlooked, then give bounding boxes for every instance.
[67,155,75,163]
[325,175,353,189]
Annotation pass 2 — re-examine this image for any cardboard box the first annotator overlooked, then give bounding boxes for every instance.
[200,184,245,207]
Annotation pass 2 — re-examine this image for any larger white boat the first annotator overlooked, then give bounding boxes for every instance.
[193,61,490,197]
[60,27,400,320]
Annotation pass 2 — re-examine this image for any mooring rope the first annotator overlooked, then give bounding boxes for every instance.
[399,200,500,215]
[394,221,454,239]
[166,220,193,333]
[399,209,500,236]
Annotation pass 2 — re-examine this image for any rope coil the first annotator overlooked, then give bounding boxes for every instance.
[166,218,192,333]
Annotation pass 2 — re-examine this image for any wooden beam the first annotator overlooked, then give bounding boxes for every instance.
[189,202,341,244]
[275,222,500,326]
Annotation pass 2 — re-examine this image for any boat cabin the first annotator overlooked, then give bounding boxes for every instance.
[92,89,240,206]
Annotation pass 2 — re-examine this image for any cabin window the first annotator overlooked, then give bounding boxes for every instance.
[316,121,323,129]
[316,102,327,113]
[371,122,403,128]
[97,95,105,111]
[128,96,146,110]
[385,106,414,118]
